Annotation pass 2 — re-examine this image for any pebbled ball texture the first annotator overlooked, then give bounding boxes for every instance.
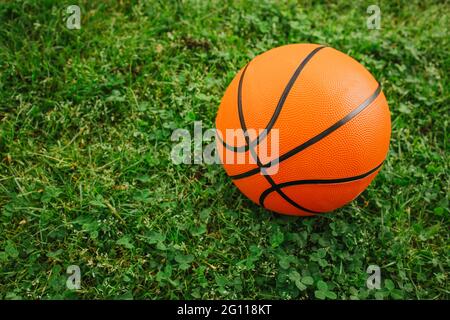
[215,44,391,216]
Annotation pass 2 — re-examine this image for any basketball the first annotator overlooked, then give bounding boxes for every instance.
[215,43,391,216]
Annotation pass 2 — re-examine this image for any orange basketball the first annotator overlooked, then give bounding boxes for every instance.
[215,44,391,216]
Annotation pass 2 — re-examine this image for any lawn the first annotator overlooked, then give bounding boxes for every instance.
[0,0,448,299]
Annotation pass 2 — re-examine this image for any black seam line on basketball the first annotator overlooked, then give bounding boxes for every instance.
[219,45,326,153]
[216,130,249,152]
[230,83,382,180]
[259,161,384,209]
[236,62,315,214]
[237,63,250,142]
[244,100,313,212]
[262,174,320,214]
[245,45,327,148]
[219,64,251,152]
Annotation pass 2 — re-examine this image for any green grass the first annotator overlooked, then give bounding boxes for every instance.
[0,0,448,299]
